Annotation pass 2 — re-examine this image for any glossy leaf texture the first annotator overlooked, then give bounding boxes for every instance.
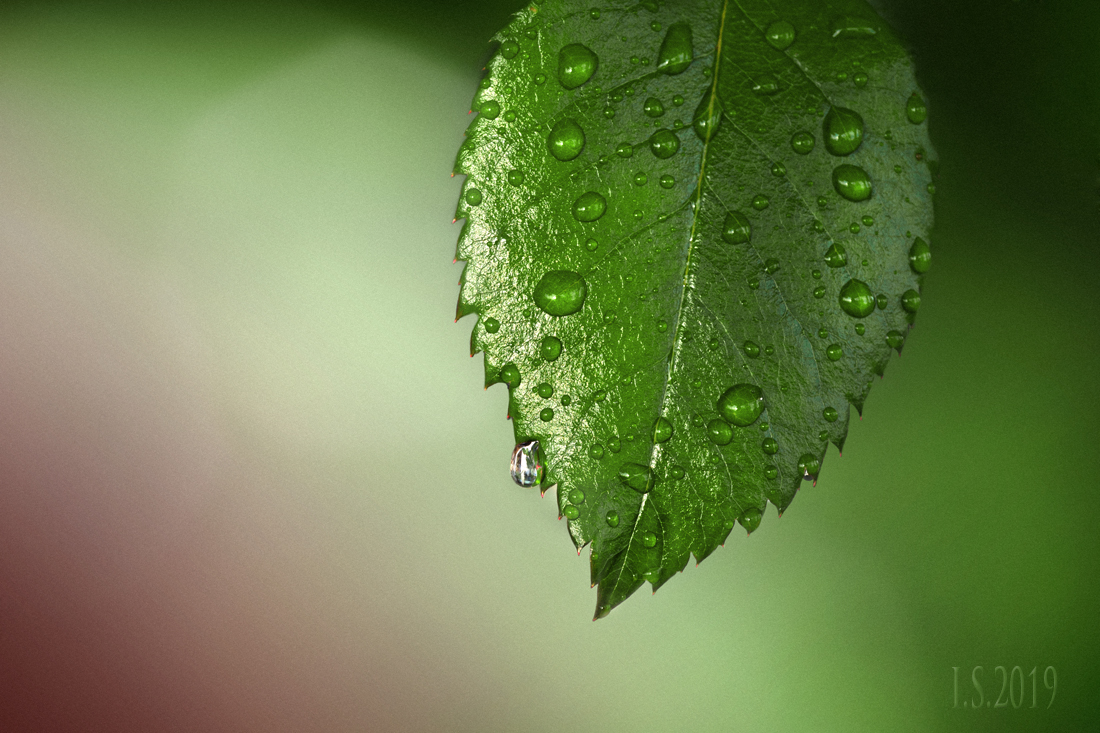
[453,0,935,619]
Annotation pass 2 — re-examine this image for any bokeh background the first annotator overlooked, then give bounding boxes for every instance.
[0,0,1096,730]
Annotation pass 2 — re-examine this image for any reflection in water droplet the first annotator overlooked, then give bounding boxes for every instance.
[909,237,932,273]
[826,343,843,361]
[634,171,648,187]
[584,238,598,252]
[855,323,866,335]
[906,92,928,124]
[618,463,655,493]
[765,20,796,50]
[558,43,598,89]
[572,191,607,222]
[823,406,839,422]
[511,440,544,486]
[707,418,733,445]
[791,131,815,154]
[901,289,921,313]
[839,279,876,318]
[717,384,765,427]
[823,107,864,156]
[649,129,681,159]
[616,143,633,158]
[833,165,873,201]
[547,118,586,161]
[657,23,694,74]
[534,271,587,317]
[721,211,751,244]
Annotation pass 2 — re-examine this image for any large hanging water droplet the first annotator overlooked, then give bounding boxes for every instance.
[906,92,927,124]
[533,270,588,316]
[657,23,693,74]
[618,463,655,493]
[707,418,733,445]
[838,279,876,318]
[540,335,563,361]
[823,107,864,156]
[790,131,815,154]
[547,118,586,161]
[721,211,751,244]
[908,237,931,273]
[832,164,873,201]
[510,440,544,486]
[653,417,673,443]
[558,43,598,89]
[765,20,796,50]
[649,129,681,159]
[824,242,848,267]
[572,191,607,221]
[717,384,765,427]
[692,89,722,142]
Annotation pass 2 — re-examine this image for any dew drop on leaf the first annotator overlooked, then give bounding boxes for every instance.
[465,188,483,206]
[692,88,723,142]
[641,531,658,548]
[534,270,588,316]
[563,505,579,519]
[908,237,931,273]
[537,382,553,398]
[824,242,848,267]
[751,194,769,210]
[606,511,619,528]
[765,20,796,50]
[717,384,765,427]
[618,463,655,493]
[743,340,761,358]
[838,279,876,318]
[832,164,873,201]
[558,43,598,89]
[721,211,751,244]
[823,106,864,156]
[510,440,544,486]
[707,418,733,445]
[823,406,839,422]
[540,407,555,421]
[791,131,815,154]
[649,128,681,159]
[906,92,928,124]
[762,437,779,455]
[901,289,921,313]
[499,39,519,59]
[826,343,844,361]
[738,507,763,533]
[656,22,693,75]
[653,417,673,443]
[547,118,586,161]
[798,453,821,479]
[751,75,780,95]
[644,97,666,117]
[572,191,607,221]
[568,488,586,504]
[540,335,563,361]
[480,99,500,119]
[484,317,500,333]
[500,363,521,388]
[886,330,906,351]
[507,169,525,185]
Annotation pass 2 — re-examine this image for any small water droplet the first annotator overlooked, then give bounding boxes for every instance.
[838,279,875,318]
[901,289,921,313]
[589,443,605,459]
[657,23,694,74]
[618,463,655,493]
[764,465,778,479]
[584,238,598,252]
[659,174,675,189]
[511,440,544,486]
[500,363,520,389]
[855,323,866,335]
[743,340,761,358]
[762,437,779,455]
[812,269,822,279]
[692,88,722,142]
[608,436,621,453]
[751,194,769,210]
[558,43,598,89]
[465,188,483,206]
[616,142,634,158]
[876,293,888,310]
[909,237,931,273]
[499,40,519,59]
[764,258,780,274]
[568,488,585,504]
[927,182,936,195]
[540,335,563,361]
[817,196,828,208]
[536,382,553,399]
[748,275,760,289]
[484,317,500,333]
[849,222,861,233]
[603,107,615,118]
[823,406,839,422]
[818,328,829,339]
[479,100,500,119]
[823,107,864,156]
[771,162,786,177]
[478,77,492,90]
[721,211,751,244]
[826,343,843,361]
[644,97,666,117]
[832,164,873,202]
[534,270,588,316]
[717,384,765,427]
[836,72,849,82]
[563,505,579,519]
[752,75,780,95]
[831,16,878,38]
[642,531,658,548]
[547,118,586,161]
[765,20,796,50]
[707,418,733,445]
[764,345,775,356]
[791,131,815,154]
[656,319,669,332]
[813,285,826,299]
[507,169,525,186]
[824,242,848,267]
[533,72,546,85]
[653,417,673,443]
[798,453,821,479]
[649,129,681,159]
[572,191,607,222]
[853,72,868,87]
[606,510,619,527]
[589,8,600,19]
[739,507,763,532]
[906,92,927,124]
[540,407,554,422]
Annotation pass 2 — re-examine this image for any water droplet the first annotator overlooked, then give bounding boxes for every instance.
[656,319,669,332]
[558,43,598,89]
[499,40,519,59]
[906,92,927,124]
[478,77,492,90]
[886,330,905,350]
[484,317,500,333]
[823,406,839,422]
[659,174,675,189]
[909,237,931,273]
[832,164,873,201]
[593,389,607,402]
[649,129,681,159]
[798,453,820,479]
[568,488,585,504]
[771,162,787,177]
[826,343,844,361]
[507,169,525,186]
[563,505,579,519]
[539,407,554,422]
[838,279,875,319]
[791,131,815,154]
[642,531,657,548]
[589,8,600,19]
[669,465,685,480]
[547,118,586,161]
[500,363,520,389]
[748,275,760,290]
[618,463,655,493]
[813,285,826,299]
[853,72,868,87]
[823,107,864,156]
[812,269,822,279]
[831,16,878,38]
[901,289,921,313]
[480,100,500,120]
[584,239,599,254]
[721,211,751,244]
[765,20,796,50]
[465,188,483,206]
[875,293,888,310]
[657,23,693,74]
[608,436,621,453]
[743,340,761,358]
[606,510,619,527]
[855,323,866,336]
[540,335,563,361]
[717,384,765,427]
[752,75,780,95]
[533,72,546,85]
[818,328,829,339]
[764,345,775,356]
[824,242,848,267]
[537,382,553,399]
[534,270,588,316]
[644,97,666,117]
[653,417,673,443]
[738,507,763,532]
[572,191,607,222]
[836,72,849,82]
[590,443,605,459]
[849,222,861,234]
[764,465,778,479]
[764,258,780,274]
[762,437,779,455]
[752,194,770,210]
[511,440,544,486]
[707,418,733,445]
[692,89,722,142]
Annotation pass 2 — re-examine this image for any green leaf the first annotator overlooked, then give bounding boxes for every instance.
[453,0,935,618]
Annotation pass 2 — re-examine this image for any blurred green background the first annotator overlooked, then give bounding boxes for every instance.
[0,0,1096,730]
